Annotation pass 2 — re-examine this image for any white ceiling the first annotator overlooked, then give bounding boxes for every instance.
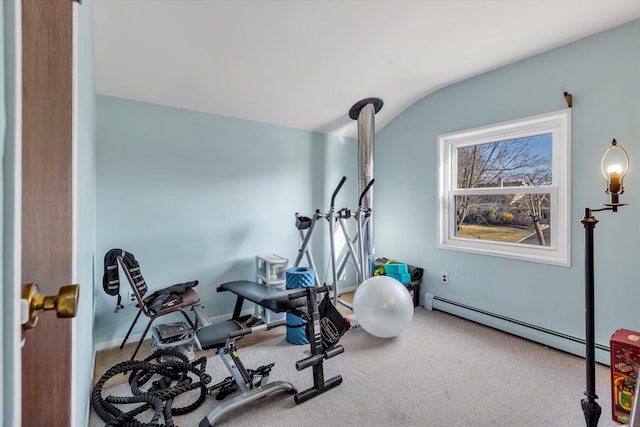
[93,1,640,138]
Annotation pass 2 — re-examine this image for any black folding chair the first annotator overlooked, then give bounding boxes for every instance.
[115,252,200,360]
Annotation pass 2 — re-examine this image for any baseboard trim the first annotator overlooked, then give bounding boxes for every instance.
[425,293,611,365]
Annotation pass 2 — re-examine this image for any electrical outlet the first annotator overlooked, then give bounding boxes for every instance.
[441,272,449,284]
[126,291,137,305]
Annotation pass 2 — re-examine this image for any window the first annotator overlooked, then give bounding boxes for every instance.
[437,109,571,266]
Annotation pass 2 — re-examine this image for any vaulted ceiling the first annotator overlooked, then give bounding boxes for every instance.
[93,1,640,138]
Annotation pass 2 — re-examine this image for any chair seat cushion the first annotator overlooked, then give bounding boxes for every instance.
[196,320,243,350]
[155,287,201,315]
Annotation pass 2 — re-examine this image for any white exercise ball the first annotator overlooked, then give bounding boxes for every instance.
[352,276,414,338]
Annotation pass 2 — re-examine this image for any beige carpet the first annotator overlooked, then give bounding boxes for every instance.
[89,307,619,427]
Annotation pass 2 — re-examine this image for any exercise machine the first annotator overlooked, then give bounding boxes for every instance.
[193,280,344,426]
[194,318,294,427]
[332,178,374,309]
[293,176,374,308]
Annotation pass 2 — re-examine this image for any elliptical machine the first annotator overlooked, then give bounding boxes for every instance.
[293,175,374,308]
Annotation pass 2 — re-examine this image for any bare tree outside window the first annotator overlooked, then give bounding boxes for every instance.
[455,136,552,246]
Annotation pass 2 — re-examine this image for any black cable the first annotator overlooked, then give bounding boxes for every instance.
[131,351,210,415]
[91,348,212,427]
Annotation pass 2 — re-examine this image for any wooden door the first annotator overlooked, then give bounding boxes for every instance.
[20,0,74,426]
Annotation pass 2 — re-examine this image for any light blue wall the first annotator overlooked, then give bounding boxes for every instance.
[2,1,16,424]
[1,2,6,423]
[76,0,97,425]
[375,19,640,359]
[95,96,356,344]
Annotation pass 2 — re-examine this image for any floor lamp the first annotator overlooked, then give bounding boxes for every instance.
[581,139,630,427]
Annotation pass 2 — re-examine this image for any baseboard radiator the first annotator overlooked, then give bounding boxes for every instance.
[424,293,611,365]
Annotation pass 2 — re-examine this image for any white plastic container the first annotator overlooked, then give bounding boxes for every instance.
[255,254,289,323]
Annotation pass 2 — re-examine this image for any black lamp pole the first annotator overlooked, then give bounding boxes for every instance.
[581,200,625,427]
[581,207,601,427]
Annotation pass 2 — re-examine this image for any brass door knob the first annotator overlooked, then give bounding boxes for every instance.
[22,282,79,329]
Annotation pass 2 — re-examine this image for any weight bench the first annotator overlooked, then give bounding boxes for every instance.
[194,280,344,427]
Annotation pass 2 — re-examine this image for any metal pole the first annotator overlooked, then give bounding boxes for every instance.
[581,208,601,427]
[358,104,374,280]
[349,97,383,281]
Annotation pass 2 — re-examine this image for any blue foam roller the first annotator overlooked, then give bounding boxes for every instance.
[285,267,314,345]
[286,312,308,345]
[286,267,314,289]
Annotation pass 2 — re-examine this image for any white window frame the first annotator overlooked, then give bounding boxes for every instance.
[437,109,571,266]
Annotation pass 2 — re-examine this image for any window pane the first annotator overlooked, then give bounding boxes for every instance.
[454,193,551,246]
[456,134,552,189]
[439,109,570,265]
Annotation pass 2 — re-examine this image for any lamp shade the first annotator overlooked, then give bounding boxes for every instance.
[600,139,629,196]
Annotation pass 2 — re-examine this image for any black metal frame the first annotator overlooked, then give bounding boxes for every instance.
[219,282,344,405]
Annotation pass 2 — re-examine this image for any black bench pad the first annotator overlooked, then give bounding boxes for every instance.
[218,280,307,313]
[196,320,243,350]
